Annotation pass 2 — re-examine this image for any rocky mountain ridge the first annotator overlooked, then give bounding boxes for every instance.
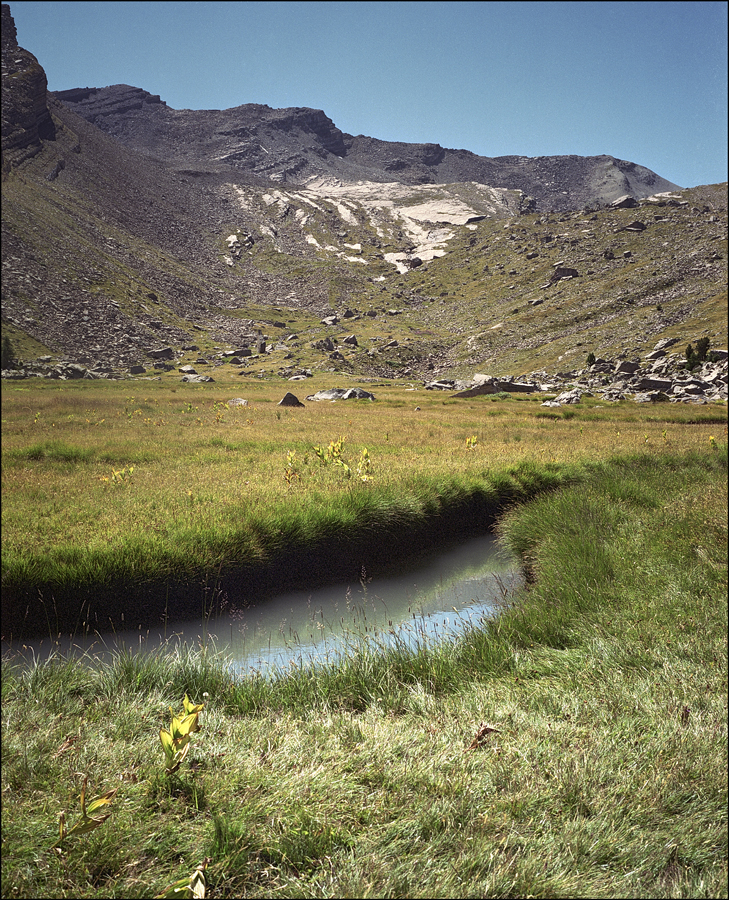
[54,82,682,213]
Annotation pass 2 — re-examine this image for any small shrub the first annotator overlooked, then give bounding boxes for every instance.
[1,334,16,369]
[685,337,711,369]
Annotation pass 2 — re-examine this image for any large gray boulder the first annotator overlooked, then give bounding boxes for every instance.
[149,347,175,360]
[306,388,375,401]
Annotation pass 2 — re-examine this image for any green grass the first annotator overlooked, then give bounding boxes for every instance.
[2,448,726,898]
[2,379,726,637]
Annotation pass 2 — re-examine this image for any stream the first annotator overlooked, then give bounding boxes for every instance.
[3,534,522,675]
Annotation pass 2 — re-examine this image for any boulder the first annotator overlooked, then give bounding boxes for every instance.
[652,338,679,351]
[314,337,335,352]
[425,379,456,391]
[635,377,672,392]
[226,398,248,407]
[611,195,639,209]
[599,389,626,402]
[148,347,175,360]
[306,388,375,401]
[550,265,579,282]
[454,382,499,397]
[498,381,539,393]
[181,374,214,383]
[554,388,584,404]
[278,392,304,407]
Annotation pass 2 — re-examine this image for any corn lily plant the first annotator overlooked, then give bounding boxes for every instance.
[155,857,212,899]
[54,775,118,848]
[159,693,205,775]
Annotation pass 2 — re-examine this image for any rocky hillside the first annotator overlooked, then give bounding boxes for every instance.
[1,3,727,390]
[54,83,681,213]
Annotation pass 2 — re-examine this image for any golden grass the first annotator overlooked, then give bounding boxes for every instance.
[2,378,726,558]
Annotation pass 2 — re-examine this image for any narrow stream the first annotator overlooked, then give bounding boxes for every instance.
[3,535,522,675]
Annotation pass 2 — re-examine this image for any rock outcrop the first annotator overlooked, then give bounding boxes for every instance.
[1,2,56,172]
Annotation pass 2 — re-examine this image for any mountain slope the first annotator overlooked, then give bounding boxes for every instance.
[1,3,726,382]
[54,83,682,212]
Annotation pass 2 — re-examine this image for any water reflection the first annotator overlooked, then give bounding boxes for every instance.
[4,534,521,675]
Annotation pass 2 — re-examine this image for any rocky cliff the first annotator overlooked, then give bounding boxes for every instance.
[1,3,55,172]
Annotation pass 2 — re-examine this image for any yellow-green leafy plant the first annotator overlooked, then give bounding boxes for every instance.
[465,435,478,450]
[314,435,346,465]
[99,465,135,485]
[155,857,211,899]
[159,693,205,775]
[284,449,300,487]
[356,447,372,481]
[314,436,354,477]
[54,775,118,848]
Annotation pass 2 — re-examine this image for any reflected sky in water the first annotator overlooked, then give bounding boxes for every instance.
[4,534,522,675]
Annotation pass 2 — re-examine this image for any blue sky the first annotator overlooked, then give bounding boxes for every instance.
[8,1,728,188]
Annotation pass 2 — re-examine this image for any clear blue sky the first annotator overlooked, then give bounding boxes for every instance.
[8,1,728,188]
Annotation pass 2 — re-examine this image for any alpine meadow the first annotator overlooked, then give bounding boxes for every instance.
[1,3,727,898]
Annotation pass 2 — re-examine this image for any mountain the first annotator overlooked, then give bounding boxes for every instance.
[1,3,726,383]
[54,83,681,213]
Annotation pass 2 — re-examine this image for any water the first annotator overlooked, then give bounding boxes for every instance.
[3,534,521,675]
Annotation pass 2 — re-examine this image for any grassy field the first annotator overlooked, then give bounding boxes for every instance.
[1,377,727,898]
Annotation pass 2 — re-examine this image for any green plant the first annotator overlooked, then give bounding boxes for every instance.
[284,449,300,487]
[99,465,135,484]
[155,857,211,899]
[586,351,596,367]
[1,334,15,369]
[313,435,353,477]
[686,337,711,369]
[356,447,372,481]
[54,775,118,848]
[159,693,205,775]
[465,435,478,451]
